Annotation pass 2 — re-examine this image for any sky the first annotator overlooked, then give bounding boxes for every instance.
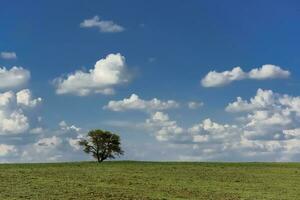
[1,0,300,162]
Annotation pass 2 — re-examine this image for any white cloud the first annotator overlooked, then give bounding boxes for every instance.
[145,111,239,148]
[68,134,84,151]
[80,16,124,33]
[0,91,14,107]
[246,110,291,127]
[145,112,185,142]
[59,121,81,132]
[226,89,275,112]
[1,52,17,60]
[201,67,246,87]
[58,121,83,151]
[16,136,64,162]
[138,89,300,161]
[104,94,179,112]
[10,121,86,163]
[0,89,42,135]
[226,89,300,141]
[1,87,300,162]
[226,88,300,114]
[1,111,29,134]
[68,138,81,150]
[54,53,130,96]
[201,64,290,87]
[0,144,16,156]
[29,127,44,134]
[188,101,204,109]
[283,128,300,138]
[249,64,290,80]
[0,67,30,90]
[35,136,62,149]
[16,89,42,107]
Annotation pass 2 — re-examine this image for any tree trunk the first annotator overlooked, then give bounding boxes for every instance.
[97,154,102,163]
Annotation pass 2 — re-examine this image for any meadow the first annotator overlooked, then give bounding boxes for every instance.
[1,161,300,200]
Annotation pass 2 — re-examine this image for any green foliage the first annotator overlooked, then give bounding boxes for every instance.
[1,162,300,199]
[79,129,123,163]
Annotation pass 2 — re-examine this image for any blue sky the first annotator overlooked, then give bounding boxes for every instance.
[1,0,300,162]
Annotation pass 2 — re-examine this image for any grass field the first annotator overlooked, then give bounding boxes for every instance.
[1,161,300,200]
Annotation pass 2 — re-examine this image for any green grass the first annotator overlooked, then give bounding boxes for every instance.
[1,161,300,199]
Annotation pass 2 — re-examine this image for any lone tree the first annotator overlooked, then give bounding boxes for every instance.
[79,129,124,163]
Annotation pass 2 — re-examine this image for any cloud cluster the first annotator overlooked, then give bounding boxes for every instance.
[35,136,62,150]
[80,16,124,33]
[0,89,42,135]
[16,89,42,107]
[59,121,81,132]
[0,144,16,156]
[104,94,179,112]
[0,46,296,162]
[226,89,300,140]
[135,89,300,161]
[188,101,204,109]
[54,53,130,96]
[145,112,238,146]
[145,112,185,142]
[15,121,85,163]
[0,67,30,90]
[1,52,17,60]
[201,65,290,87]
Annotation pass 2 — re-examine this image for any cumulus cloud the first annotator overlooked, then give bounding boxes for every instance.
[21,136,63,161]
[233,89,300,159]
[139,89,300,161]
[19,122,85,162]
[29,127,44,134]
[226,88,300,114]
[283,128,300,138]
[1,52,17,60]
[68,134,84,151]
[226,88,300,141]
[201,64,290,87]
[0,67,30,90]
[80,16,124,33]
[16,89,42,107]
[54,53,130,96]
[226,89,275,112]
[188,101,204,109]
[59,121,81,132]
[0,89,41,135]
[35,136,62,149]
[68,138,81,150]
[104,94,179,112]
[145,112,238,145]
[249,64,290,79]
[58,121,83,151]
[0,144,16,156]
[145,112,186,142]
[0,118,87,163]
[1,111,29,134]
[189,119,238,140]
[201,67,246,87]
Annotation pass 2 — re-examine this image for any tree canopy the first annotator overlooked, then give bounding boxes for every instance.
[79,129,123,163]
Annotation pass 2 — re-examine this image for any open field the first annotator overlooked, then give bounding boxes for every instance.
[1,161,300,200]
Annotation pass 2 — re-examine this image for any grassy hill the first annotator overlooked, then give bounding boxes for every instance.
[1,161,300,199]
